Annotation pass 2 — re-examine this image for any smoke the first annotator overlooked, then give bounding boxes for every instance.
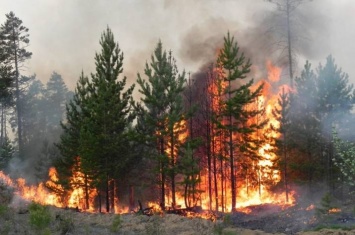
[1,0,354,186]
[178,0,334,85]
[0,0,352,89]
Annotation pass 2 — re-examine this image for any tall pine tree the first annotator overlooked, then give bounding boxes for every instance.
[57,27,136,212]
[136,41,186,209]
[0,12,32,158]
[217,32,265,211]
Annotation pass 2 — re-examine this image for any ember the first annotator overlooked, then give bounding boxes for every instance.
[328,208,341,213]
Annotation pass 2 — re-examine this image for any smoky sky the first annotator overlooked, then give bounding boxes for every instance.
[0,0,354,94]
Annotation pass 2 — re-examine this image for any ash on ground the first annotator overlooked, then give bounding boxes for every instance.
[229,203,355,234]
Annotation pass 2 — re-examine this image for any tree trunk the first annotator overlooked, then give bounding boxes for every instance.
[160,137,166,210]
[206,118,212,210]
[84,174,89,210]
[129,185,134,211]
[1,105,4,145]
[170,132,176,208]
[13,26,23,158]
[106,176,110,213]
[213,151,219,211]
[286,0,294,88]
[283,133,289,203]
[228,78,236,212]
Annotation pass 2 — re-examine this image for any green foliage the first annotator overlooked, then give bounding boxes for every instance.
[213,222,224,235]
[223,214,232,226]
[315,192,342,222]
[316,193,333,216]
[56,27,138,211]
[287,56,355,187]
[178,141,202,208]
[0,11,32,158]
[0,137,14,171]
[28,202,52,232]
[144,215,166,235]
[135,40,186,207]
[0,204,7,216]
[216,32,266,210]
[0,220,11,235]
[213,214,235,235]
[333,130,355,188]
[110,214,122,232]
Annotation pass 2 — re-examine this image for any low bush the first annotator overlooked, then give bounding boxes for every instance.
[28,202,52,233]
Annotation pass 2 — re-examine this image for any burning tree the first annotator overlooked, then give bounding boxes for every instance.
[271,87,291,202]
[216,32,266,211]
[135,41,187,209]
[55,27,137,212]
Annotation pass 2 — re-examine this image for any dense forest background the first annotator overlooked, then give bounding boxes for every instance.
[0,4,354,214]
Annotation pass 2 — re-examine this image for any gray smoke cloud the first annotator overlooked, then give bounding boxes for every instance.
[0,0,354,92]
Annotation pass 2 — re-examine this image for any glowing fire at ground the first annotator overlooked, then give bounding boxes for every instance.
[194,59,296,213]
[0,60,296,216]
[0,169,61,207]
[328,208,341,213]
[0,164,97,211]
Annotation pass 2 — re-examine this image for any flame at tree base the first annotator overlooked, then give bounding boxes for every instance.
[0,167,296,215]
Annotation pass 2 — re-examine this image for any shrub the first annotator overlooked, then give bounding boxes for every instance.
[28,202,52,233]
[110,214,122,232]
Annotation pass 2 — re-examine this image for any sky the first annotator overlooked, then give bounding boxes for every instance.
[0,0,355,92]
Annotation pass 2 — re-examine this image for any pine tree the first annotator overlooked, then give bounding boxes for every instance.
[272,87,291,202]
[332,130,355,191]
[316,55,355,192]
[289,57,355,193]
[0,19,14,146]
[178,141,201,208]
[136,41,186,209]
[20,76,46,165]
[44,72,69,132]
[266,0,312,87]
[55,72,90,204]
[289,61,321,187]
[57,27,136,212]
[0,12,32,158]
[0,137,14,172]
[217,32,265,211]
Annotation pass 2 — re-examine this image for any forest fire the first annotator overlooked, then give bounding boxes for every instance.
[0,163,98,212]
[188,59,296,213]
[0,59,296,217]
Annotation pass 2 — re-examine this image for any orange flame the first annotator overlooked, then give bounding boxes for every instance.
[0,59,297,216]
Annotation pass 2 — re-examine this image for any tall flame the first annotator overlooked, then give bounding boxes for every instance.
[0,60,296,215]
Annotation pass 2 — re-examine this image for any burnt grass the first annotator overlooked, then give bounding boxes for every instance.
[227,203,355,234]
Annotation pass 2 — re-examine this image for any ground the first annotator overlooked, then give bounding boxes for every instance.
[0,203,354,235]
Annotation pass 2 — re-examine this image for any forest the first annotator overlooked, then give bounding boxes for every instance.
[0,6,354,217]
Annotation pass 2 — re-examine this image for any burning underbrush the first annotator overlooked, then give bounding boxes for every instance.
[1,174,355,235]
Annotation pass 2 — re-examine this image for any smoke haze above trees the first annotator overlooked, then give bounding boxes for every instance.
[0,0,353,93]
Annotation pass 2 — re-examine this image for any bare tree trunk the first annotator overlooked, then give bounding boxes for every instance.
[213,137,219,211]
[170,131,176,208]
[84,174,89,210]
[129,185,134,211]
[0,105,4,145]
[12,26,23,158]
[206,115,212,210]
[286,0,294,88]
[228,78,236,212]
[160,138,166,210]
[98,191,102,213]
[283,133,289,203]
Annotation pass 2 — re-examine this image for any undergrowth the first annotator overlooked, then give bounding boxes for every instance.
[28,202,52,234]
